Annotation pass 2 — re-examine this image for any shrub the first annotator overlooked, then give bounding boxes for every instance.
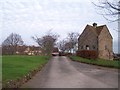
[76,50,98,59]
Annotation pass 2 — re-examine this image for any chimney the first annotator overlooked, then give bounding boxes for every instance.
[93,23,97,28]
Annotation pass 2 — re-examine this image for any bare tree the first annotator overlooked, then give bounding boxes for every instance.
[32,32,59,55]
[57,32,79,54]
[93,0,120,22]
[2,33,24,54]
[67,32,79,53]
[57,40,67,53]
[57,40,73,53]
[64,41,73,53]
[93,0,120,54]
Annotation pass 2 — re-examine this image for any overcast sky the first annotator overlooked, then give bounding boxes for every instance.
[0,0,118,53]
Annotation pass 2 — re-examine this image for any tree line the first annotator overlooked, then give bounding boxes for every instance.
[2,31,79,55]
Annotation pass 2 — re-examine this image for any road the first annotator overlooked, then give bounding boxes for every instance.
[21,56,118,88]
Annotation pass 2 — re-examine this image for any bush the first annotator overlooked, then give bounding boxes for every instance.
[76,50,98,59]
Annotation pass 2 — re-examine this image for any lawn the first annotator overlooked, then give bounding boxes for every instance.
[70,56,120,68]
[2,55,49,83]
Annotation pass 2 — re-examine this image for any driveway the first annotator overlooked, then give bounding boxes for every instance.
[21,56,118,88]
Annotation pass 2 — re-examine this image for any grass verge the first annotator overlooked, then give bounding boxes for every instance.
[70,56,120,69]
[2,55,50,83]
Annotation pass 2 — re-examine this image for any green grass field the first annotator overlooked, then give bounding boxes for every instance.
[2,55,49,83]
[70,56,120,68]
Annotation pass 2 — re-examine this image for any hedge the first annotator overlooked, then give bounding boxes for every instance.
[76,50,98,59]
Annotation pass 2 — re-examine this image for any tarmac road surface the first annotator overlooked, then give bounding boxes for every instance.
[21,56,118,88]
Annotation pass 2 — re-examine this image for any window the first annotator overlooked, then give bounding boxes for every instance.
[86,45,89,50]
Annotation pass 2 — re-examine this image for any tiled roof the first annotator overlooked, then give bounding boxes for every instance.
[87,25,106,36]
[96,25,105,35]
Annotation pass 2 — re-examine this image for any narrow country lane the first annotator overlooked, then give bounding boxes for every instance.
[21,56,118,88]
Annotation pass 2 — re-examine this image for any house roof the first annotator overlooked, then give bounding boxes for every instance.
[96,25,105,35]
[78,24,113,40]
[87,25,105,36]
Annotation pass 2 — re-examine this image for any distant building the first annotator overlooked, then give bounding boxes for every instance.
[2,45,42,55]
[78,23,113,60]
[17,46,42,55]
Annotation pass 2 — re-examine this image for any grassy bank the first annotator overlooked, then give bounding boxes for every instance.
[2,55,49,83]
[70,56,120,68]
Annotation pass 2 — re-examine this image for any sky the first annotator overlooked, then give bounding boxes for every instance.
[0,0,118,53]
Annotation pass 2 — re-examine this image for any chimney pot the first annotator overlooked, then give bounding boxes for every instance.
[93,23,97,28]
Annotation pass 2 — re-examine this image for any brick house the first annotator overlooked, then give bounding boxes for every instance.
[78,23,113,60]
[2,45,42,55]
[23,46,42,55]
